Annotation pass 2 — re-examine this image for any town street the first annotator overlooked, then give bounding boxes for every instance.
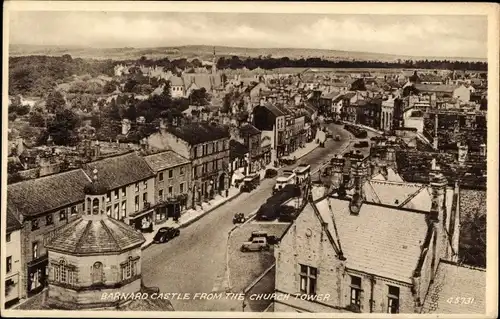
[141,124,353,311]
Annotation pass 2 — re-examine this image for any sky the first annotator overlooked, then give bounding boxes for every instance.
[9,11,488,59]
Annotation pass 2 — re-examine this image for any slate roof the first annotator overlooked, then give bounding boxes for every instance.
[230,140,248,160]
[7,211,22,232]
[165,122,230,145]
[7,169,91,217]
[169,76,184,87]
[264,103,286,117]
[144,150,190,173]
[313,198,429,283]
[421,261,486,314]
[45,217,145,255]
[84,152,154,190]
[239,123,261,137]
[414,84,457,93]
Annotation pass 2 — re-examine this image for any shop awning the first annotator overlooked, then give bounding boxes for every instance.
[129,207,155,220]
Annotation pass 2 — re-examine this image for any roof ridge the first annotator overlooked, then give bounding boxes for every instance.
[101,219,122,251]
[398,185,428,208]
[310,200,342,257]
[366,181,382,204]
[75,220,93,254]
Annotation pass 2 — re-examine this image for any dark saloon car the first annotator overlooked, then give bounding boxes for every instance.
[264,168,278,179]
[233,213,246,224]
[153,227,180,244]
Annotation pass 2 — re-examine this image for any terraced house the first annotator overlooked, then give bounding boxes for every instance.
[7,169,90,298]
[144,150,192,222]
[5,211,23,308]
[147,122,231,207]
[83,151,156,232]
[272,154,487,314]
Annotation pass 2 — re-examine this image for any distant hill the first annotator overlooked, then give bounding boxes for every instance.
[9,44,487,63]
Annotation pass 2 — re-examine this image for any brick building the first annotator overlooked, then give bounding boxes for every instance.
[273,158,462,313]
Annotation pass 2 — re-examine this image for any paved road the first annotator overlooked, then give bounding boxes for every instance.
[141,124,353,312]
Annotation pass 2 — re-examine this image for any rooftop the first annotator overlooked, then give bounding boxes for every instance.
[45,217,145,255]
[144,150,190,172]
[312,198,429,283]
[7,210,22,232]
[7,169,91,217]
[165,122,230,145]
[84,152,154,191]
[239,123,261,137]
[421,261,486,314]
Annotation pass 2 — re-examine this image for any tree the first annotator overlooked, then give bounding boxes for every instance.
[221,94,231,113]
[46,109,80,145]
[107,98,121,120]
[189,88,208,106]
[46,90,66,113]
[124,105,137,121]
[29,111,46,127]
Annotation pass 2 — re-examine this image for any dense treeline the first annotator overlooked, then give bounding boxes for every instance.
[215,56,487,72]
[9,55,118,97]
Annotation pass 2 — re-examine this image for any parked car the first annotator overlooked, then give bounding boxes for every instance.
[153,227,180,244]
[278,205,300,222]
[233,213,246,224]
[280,156,297,165]
[241,173,260,192]
[249,231,280,245]
[264,168,278,178]
[241,237,270,252]
[354,141,369,148]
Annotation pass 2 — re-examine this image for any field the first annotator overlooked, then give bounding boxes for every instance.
[9,44,487,63]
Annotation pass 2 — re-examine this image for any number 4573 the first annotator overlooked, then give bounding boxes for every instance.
[446,297,475,305]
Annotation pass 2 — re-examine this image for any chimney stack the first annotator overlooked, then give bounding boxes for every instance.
[330,155,346,189]
[433,114,439,150]
[349,161,368,215]
[429,159,448,223]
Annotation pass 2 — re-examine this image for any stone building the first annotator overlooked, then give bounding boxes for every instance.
[147,122,231,207]
[273,157,463,313]
[18,172,174,311]
[5,211,23,308]
[7,169,89,298]
[83,152,156,233]
[144,150,192,222]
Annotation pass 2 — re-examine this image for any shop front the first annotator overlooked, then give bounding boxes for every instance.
[5,272,20,308]
[27,255,48,297]
[129,206,155,233]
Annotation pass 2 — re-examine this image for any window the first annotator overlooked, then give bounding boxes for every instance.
[46,214,53,225]
[135,195,139,211]
[106,192,111,202]
[91,262,104,284]
[135,183,139,192]
[215,142,219,152]
[32,242,38,260]
[60,260,67,283]
[121,187,126,197]
[193,147,198,158]
[92,198,100,215]
[299,264,317,295]
[59,210,66,221]
[350,276,362,307]
[214,160,218,171]
[143,192,148,203]
[6,233,11,242]
[72,205,79,216]
[114,190,119,200]
[143,181,147,190]
[387,285,400,314]
[159,189,164,200]
[168,169,173,179]
[6,256,12,273]
[122,256,138,280]
[106,206,111,216]
[180,183,185,193]
[31,219,39,231]
[159,172,164,181]
[114,203,119,218]
[121,201,126,218]
[180,166,185,176]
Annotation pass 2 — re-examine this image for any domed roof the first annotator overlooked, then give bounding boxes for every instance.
[45,217,145,256]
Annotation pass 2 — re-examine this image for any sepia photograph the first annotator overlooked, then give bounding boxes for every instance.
[1,1,498,318]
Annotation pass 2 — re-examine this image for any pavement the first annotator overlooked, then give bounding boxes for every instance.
[140,123,355,312]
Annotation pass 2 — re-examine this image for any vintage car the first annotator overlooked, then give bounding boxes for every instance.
[249,231,280,245]
[264,168,278,179]
[153,227,180,244]
[280,155,297,165]
[233,213,246,224]
[241,237,270,252]
[241,173,260,192]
